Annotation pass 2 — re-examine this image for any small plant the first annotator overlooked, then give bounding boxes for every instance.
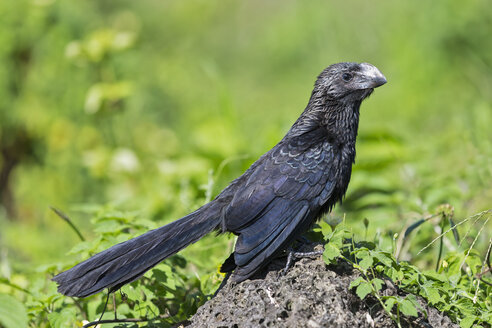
[319,208,492,328]
[0,207,223,328]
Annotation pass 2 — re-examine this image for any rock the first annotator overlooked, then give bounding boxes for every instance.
[187,243,458,328]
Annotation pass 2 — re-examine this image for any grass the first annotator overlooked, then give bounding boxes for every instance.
[0,0,491,327]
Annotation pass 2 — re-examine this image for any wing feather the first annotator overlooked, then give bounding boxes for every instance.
[223,127,339,280]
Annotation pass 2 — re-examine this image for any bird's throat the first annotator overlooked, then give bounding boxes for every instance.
[324,100,361,146]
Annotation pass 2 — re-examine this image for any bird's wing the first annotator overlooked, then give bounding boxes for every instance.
[223,126,339,280]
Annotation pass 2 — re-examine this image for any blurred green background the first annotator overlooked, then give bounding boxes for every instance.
[0,0,491,325]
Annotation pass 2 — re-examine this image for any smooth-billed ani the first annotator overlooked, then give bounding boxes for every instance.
[53,62,387,297]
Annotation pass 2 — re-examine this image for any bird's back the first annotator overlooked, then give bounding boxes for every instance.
[219,124,351,281]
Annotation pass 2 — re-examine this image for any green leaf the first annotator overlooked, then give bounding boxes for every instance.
[47,308,78,328]
[349,277,365,289]
[459,316,476,328]
[372,278,384,292]
[358,255,374,271]
[445,253,465,275]
[313,221,332,237]
[384,297,397,312]
[422,283,441,305]
[464,250,483,275]
[122,284,142,300]
[356,282,372,300]
[357,241,376,250]
[116,303,132,316]
[387,267,404,281]
[328,232,344,249]
[404,219,426,239]
[399,298,418,317]
[0,294,28,328]
[449,273,461,285]
[323,243,341,263]
[448,218,461,244]
[422,270,446,282]
[373,251,395,267]
[93,219,124,233]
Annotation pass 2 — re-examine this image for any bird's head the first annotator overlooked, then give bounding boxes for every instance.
[314,62,387,102]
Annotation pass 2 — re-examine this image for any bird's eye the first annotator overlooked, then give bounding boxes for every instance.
[342,73,353,82]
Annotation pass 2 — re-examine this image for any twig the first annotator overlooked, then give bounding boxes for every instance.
[476,267,491,278]
[50,206,85,241]
[458,210,491,247]
[417,217,469,255]
[97,291,111,324]
[113,293,117,320]
[459,216,490,272]
[474,238,492,290]
[82,315,169,328]
[436,219,445,271]
[0,277,32,295]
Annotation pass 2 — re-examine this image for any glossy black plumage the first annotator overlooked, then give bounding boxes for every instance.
[52,62,386,297]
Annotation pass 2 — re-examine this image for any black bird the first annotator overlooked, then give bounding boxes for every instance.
[53,62,387,298]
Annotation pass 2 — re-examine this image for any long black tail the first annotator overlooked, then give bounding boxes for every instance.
[52,201,223,298]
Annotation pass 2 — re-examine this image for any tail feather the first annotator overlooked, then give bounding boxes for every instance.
[52,202,222,297]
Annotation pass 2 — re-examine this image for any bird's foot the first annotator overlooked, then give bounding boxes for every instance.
[281,249,323,275]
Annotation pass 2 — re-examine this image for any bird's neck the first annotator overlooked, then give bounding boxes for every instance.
[289,96,361,147]
[324,99,361,145]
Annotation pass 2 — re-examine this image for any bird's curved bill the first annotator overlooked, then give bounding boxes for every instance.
[358,63,387,89]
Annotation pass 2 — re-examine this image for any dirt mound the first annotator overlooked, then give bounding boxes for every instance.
[187,244,458,328]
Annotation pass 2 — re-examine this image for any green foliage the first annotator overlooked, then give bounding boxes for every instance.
[318,216,492,328]
[1,208,223,327]
[0,293,28,328]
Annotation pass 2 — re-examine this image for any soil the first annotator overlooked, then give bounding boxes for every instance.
[186,244,459,328]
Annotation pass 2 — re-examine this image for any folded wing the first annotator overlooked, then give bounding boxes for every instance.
[223,127,339,281]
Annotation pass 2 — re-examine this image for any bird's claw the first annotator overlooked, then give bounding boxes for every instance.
[281,249,323,275]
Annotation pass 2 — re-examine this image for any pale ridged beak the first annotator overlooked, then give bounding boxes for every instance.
[358,63,387,89]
